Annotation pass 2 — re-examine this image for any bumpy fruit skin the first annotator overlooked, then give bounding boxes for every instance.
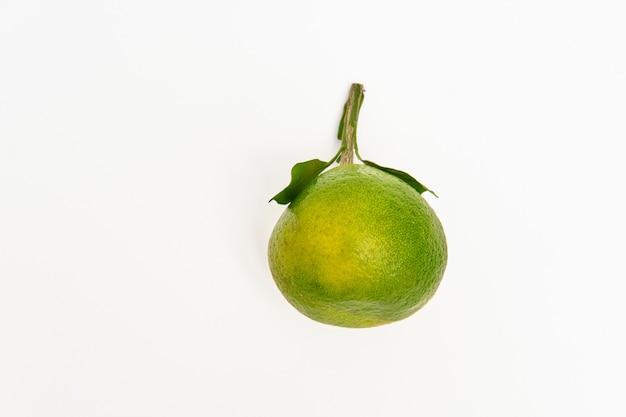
[268,164,447,328]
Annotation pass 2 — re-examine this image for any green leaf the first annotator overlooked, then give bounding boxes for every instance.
[362,160,438,197]
[270,159,332,204]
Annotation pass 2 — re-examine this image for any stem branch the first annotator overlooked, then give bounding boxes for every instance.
[338,83,365,165]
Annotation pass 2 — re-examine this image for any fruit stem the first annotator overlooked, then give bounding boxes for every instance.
[338,83,365,165]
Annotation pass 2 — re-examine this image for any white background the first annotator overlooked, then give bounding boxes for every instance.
[1,1,625,416]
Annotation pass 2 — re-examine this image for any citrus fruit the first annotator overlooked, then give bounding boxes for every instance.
[268,84,447,328]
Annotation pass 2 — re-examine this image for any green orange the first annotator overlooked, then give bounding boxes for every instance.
[268,163,447,328]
